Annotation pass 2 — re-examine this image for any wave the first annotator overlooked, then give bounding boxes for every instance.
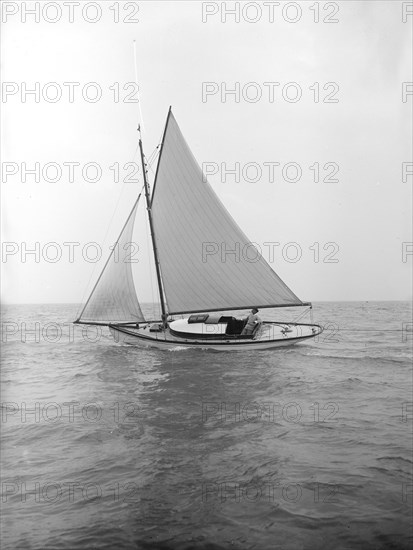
[296,351,411,365]
[377,455,413,465]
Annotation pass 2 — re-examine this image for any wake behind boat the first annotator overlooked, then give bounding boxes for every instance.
[75,107,322,350]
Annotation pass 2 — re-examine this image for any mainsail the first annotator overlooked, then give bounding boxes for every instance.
[75,197,146,325]
[151,110,305,315]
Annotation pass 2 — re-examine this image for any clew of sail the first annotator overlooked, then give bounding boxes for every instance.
[75,197,146,325]
[150,110,305,315]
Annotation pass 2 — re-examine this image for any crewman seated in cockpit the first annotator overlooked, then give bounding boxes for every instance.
[241,308,261,335]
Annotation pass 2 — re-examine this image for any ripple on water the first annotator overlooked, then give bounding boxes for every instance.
[1,302,412,550]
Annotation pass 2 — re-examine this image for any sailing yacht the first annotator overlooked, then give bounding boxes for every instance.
[75,107,323,350]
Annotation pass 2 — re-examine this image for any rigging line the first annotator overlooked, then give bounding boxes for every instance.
[146,152,157,170]
[147,163,157,177]
[147,145,161,168]
[148,150,160,167]
[144,150,161,180]
[75,190,144,322]
[87,144,142,265]
[139,138,167,322]
[148,150,160,168]
[75,43,148,320]
[144,142,161,170]
[75,181,145,320]
[144,197,156,321]
[147,144,158,161]
[144,130,163,176]
[133,39,145,132]
[292,306,312,323]
[146,129,163,166]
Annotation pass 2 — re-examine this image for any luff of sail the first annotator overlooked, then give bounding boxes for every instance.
[151,110,305,315]
[75,197,146,325]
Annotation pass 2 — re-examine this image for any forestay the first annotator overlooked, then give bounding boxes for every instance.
[76,198,146,325]
[151,111,304,314]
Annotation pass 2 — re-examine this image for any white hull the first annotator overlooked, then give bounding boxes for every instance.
[109,322,322,351]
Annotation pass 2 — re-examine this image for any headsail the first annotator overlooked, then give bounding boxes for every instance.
[151,110,305,315]
[75,197,146,325]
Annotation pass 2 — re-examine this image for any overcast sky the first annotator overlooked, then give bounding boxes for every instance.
[1,0,412,304]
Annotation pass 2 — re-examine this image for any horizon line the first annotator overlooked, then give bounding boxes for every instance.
[1,299,412,307]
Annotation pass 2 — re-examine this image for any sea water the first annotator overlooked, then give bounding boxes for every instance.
[1,302,412,549]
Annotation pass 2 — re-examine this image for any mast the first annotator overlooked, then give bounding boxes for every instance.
[139,137,167,327]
